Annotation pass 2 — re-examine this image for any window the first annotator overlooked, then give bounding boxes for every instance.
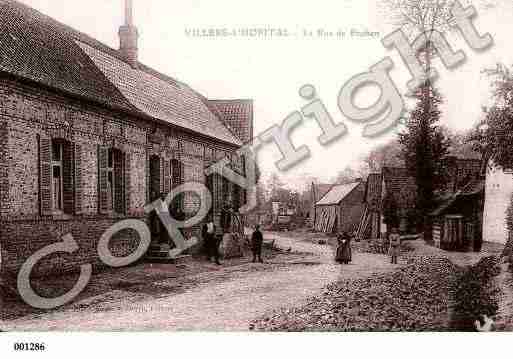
[39,138,78,216]
[98,146,130,214]
[106,149,115,210]
[51,141,64,212]
[150,155,162,201]
[170,158,184,213]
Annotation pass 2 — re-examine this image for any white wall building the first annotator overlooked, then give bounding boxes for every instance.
[483,164,513,244]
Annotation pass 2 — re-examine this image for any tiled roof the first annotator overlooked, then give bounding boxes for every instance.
[0,0,136,113]
[78,42,242,146]
[0,0,243,146]
[382,167,417,209]
[429,179,484,217]
[316,182,361,206]
[430,196,458,217]
[460,178,485,196]
[207,100,253,144]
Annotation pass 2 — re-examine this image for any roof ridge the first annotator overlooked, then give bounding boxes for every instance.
[316,181,362,206]
[5,0,188,90]
[209,98,254,103]
[2,0,245,146]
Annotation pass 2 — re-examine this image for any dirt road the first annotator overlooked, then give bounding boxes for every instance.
[3,233,399,331]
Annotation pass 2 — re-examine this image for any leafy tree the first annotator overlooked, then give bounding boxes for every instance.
[398,82,451,229]
[475,64,513,170]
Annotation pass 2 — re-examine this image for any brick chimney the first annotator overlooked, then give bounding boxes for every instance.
[119,0,138,69]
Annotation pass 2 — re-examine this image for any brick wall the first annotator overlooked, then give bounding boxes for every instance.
[0,216,144,279]
[0,119,8,218]
[0,75,243,278]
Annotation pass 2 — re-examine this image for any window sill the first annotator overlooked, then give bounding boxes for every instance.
[43,213,73,221]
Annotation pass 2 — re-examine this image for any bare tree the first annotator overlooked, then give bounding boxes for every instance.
[380,0,455,38]
[379,0,506,58]
[362,139,404,173]
[331,166,368,185]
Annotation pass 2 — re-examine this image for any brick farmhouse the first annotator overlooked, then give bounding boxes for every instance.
[0,0,254,278]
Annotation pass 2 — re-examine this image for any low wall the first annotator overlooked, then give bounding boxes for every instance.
[0,216,146,279]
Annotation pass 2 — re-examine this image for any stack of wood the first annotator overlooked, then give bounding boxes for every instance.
[356,206,372,241]
[314,207,338,233]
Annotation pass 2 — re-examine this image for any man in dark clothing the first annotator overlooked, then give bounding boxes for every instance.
[220,203,232,234]
[202,220,221,265]
[251,225,264,263]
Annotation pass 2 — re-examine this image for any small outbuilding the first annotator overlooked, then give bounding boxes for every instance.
[429,179,485,251]
[314,181,366,234]
[356,167,417,240]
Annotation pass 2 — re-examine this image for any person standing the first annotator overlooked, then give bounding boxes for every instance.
[220,203,232,235]
[389,227,401,264]
[251,225,264,263]
[335,232,352,264]
[202,219,221,265]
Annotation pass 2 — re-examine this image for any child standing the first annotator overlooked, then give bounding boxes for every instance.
[389,227,401,264]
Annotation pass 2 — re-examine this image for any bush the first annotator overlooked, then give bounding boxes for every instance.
[450,256,501,331]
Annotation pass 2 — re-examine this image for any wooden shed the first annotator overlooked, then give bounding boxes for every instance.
[429,179,485,252]
[314,181,366,234]
[356,168,417,240]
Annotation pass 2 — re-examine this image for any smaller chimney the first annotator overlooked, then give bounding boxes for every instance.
[119,0,138,69]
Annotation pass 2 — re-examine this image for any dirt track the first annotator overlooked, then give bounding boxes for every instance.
[3,233,400,331]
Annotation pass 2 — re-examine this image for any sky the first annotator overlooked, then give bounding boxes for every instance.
[19,0,513,191]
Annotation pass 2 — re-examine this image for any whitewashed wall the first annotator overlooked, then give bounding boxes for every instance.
[483,165,513,244]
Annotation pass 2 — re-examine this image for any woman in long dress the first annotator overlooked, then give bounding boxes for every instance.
[335,232,352,264]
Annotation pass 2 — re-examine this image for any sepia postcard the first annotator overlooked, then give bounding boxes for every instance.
[1,0,513,356]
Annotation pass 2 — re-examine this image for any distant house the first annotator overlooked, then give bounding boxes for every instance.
[427,157,484,251]
[429,179,485,250]
[483,164,513,245]
[357,168,417,240]
[357,173,383,239]
[314,181,366,234]
[381,167,418,229]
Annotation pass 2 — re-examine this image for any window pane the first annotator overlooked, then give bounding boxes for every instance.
[52,165,62,210]
[108,149,113,168]
[107,171,114,210]
[52,142,62,161]
[52,166,61,178]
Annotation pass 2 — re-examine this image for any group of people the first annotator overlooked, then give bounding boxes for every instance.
[335,227,402,265]
[201,203,237,266]
[201,207,265,265]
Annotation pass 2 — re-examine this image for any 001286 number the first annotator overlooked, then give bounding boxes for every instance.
[13,342,46,351]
